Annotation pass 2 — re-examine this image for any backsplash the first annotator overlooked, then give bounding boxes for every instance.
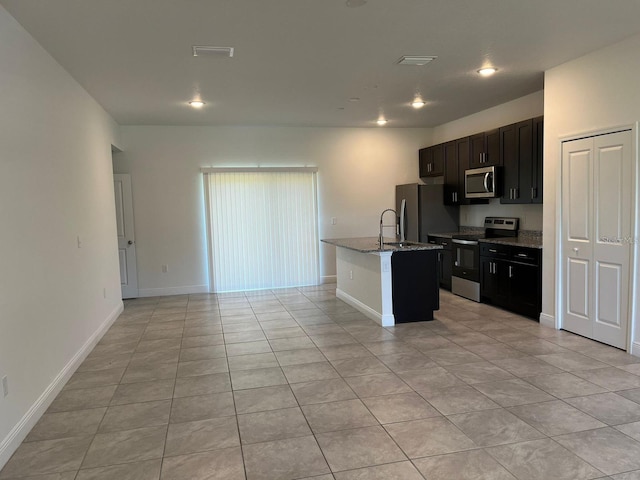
[460,199,543,231]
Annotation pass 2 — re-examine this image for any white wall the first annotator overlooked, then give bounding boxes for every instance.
[429,91,545,231]
[113,126,430,295]
[0,6,123,467]
[543,32,640,349]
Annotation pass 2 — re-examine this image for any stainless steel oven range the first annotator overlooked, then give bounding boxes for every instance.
[451,217,519,302]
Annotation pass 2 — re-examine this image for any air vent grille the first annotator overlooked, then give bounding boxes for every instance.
[397,55,437,66]
[192,46,234,58]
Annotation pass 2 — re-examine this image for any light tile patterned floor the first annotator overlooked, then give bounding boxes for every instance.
[3,287,640,479]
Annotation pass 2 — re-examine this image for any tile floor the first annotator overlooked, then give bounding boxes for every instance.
[3,286,640,479]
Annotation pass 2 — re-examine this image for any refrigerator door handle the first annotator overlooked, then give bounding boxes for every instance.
[399,198,406,241]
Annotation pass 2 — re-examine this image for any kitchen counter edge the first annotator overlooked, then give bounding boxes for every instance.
[321,237,442,254]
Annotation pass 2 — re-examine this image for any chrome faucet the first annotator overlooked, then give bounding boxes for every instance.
[379,209,397,250]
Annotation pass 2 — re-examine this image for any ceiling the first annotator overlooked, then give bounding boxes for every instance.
[3,0,640,128]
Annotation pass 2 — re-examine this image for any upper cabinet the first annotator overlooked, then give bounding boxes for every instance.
[418,115,543,205]
[500,116,543,204]
[469,128,501,168]
[419,144,444,177]
[443,140,462,205]
[532,116,543,204]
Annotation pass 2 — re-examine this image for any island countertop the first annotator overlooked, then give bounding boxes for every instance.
[321,237,443,254]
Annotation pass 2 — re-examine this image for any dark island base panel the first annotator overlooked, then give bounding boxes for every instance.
[391,250,440,323]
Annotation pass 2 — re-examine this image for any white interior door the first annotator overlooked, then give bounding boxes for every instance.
[561,130,632,349]
[114,174,139,299]
[562,138,593,338]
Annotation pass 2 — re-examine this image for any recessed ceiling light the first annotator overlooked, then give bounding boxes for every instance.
[478,67,497,76]
[411,99,426,109]
[397,56,438,66]
[189,100,205,108]
[346,0,366,7]
[349,97,360,102]
[377,119,388,126]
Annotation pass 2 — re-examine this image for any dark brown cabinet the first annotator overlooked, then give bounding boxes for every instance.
[480,243,541,319]
[443,140,461,205]
[501,117,543,204]
[418,116,542,205]
[532,116,544,204]
[428,236,453,290]
[419,144,444,177]
[469,128,500,168]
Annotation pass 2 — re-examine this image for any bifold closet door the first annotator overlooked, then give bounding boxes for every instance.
[561,130,632,349]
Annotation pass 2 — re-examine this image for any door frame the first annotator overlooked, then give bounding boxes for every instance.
[556,123,638,353]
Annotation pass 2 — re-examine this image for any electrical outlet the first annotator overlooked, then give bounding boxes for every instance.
[77,235,82,248]
[349,270,353,280]
[331,217,337,225]
[103,288,107,299]
[2,376,8,397]
[161,265,168,273]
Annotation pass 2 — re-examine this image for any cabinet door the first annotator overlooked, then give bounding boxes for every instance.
[500,123,518,204]
[432,143,445,176]
[419,147,431,177]
[501,119,533,204]
[480,257,498,300]
[443,140,460,205]
[419,145,445,177]
[470,130,500,168]
[509,261,541,318]
[532,116,543,204]
[456,137,471,205]
[469,133,485,169]
[517,119,533,202]
[485,128,501,166]
[481,258,511,307]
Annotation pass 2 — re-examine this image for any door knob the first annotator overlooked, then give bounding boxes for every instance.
[572,247,579,253]
[128,240,134,245]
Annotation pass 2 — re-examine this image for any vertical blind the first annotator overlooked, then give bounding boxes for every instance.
[204,169,319,292]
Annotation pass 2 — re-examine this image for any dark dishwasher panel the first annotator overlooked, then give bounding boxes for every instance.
[428,236,453,290]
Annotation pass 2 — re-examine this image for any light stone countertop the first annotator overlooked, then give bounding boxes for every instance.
[321,237,442,254]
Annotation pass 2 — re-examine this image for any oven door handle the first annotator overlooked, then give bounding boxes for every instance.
[452,239,479,246]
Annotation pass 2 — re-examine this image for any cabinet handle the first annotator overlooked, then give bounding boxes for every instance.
[509,265,513,278]
[531,187,536,199]
[442,242,448,246]
[516,253,528,257]
[489,249,497,253]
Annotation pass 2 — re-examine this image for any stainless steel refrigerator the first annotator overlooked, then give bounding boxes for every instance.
[396,184,459,242]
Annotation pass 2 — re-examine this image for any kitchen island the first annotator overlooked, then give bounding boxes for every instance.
[321,237,442,326]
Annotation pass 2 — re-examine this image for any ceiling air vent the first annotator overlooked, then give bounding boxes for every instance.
[192,46,234,58]
[397,55,437,66]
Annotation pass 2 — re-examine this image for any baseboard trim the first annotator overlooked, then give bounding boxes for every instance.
[321,275,337,285]
[539,312,556,329]
[336,289,394,327]
[138,285,209,297]
[0,301,124,470]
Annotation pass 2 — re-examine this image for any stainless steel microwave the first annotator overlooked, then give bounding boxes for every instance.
[465,166,499,198]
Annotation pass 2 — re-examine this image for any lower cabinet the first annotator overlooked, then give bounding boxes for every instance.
[428,236,453,290]
[480,243,541,319]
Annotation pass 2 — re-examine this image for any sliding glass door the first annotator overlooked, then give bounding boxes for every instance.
[204,168,319,292]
